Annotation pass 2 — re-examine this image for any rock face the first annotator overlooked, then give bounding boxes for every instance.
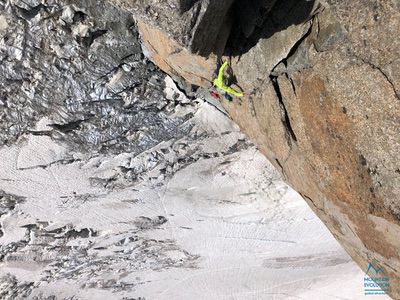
[108,0,400,298]
[137,19,217,88]
[113,0,235,56]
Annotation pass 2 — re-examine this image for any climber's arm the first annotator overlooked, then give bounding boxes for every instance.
[218,61,229,81]
[224,86,244,97]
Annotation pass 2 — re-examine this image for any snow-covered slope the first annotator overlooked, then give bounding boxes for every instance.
[0,77,386,300]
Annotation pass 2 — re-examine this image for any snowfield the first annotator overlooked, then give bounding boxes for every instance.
[0,78,388,300]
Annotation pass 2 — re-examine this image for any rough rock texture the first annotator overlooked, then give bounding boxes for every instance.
[137,19,217,88]
[0,0,180,153]
[112,0,235,56]
[111,0,400,298]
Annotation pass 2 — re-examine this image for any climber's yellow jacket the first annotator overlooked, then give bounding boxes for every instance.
[213,61,244,97]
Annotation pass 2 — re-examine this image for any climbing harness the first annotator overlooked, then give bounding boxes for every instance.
[213,61,244,99]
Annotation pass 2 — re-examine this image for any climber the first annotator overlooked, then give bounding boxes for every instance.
[212,61,244,101]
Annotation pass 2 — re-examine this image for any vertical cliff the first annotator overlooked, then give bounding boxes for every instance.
[109,0,400,298]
